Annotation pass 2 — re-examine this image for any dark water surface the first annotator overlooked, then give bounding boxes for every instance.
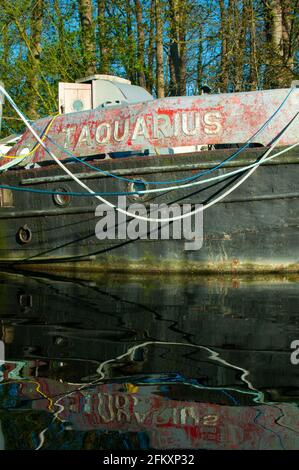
[1,270,299,450]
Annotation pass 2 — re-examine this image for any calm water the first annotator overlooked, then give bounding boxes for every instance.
[1,270,299,450]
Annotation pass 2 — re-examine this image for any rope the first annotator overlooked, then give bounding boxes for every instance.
[0,113,59,159]
[0,141,297,197]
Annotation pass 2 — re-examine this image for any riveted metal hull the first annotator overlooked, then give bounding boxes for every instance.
[0,146,298,274]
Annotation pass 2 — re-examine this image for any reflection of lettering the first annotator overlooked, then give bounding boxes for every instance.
[115,394,130,422]
[68,110,223,149]
[83,394,92,413]
[155,406,173,425]
[98,393,115,422]
[133,395,152,424]
[76,393,220,428]
[203,414,219,426]
[181,406,200,425]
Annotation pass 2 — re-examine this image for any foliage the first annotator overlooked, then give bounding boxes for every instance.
[0,0,298,135]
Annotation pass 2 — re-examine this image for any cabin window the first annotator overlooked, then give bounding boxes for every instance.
[0,189,13,207]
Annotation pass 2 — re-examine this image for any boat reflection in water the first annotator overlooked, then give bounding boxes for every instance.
[1,271,299,450]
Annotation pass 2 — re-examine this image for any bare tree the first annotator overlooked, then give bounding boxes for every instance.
[155,0,165,97]
[146,0,155,93]
[248,0,259,89]
[168,0,188,96]
[97,0,110,74]
[219,0,230,91]
[25,0,44,118]
[78,0,96,76]
[263,0,297,87]
[197,26,203,92]
[233,0,246,92]
[135,0,146,88]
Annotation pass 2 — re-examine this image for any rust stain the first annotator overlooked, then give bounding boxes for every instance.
[3,88,299,168]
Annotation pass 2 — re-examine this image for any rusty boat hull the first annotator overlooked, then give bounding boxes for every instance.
[0,145,298,274]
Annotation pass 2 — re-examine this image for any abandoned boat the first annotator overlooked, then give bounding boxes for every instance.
[0,75,298,273]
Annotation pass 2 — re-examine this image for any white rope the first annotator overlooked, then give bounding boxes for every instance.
[134,137,299,194]
[0,83,295,223]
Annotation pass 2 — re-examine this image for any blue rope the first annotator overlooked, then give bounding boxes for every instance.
[253,407,285,450]
[0,159,244,197]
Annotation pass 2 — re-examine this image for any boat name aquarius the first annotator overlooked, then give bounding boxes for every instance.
[63,110,223,149]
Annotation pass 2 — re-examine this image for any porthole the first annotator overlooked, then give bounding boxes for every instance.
[53,188,71,207]
[16,225,32,244]
[127,178,149,202]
